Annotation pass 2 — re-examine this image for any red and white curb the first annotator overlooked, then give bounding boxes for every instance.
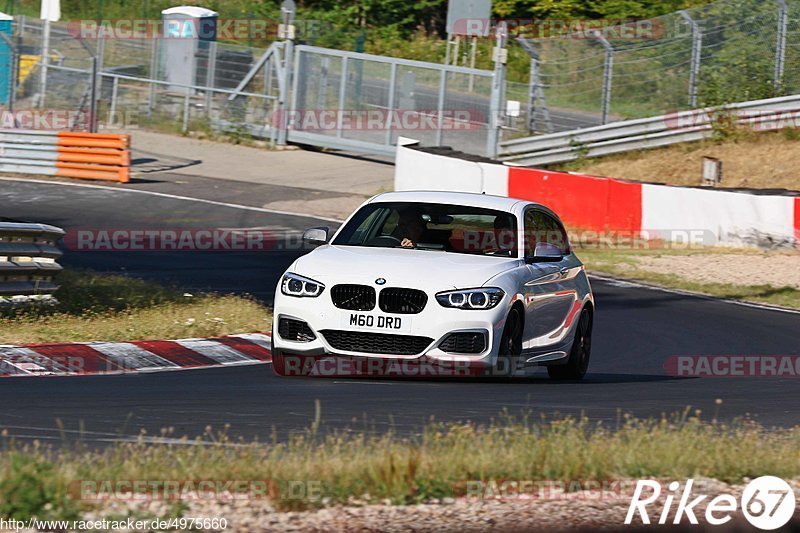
[0,333,272,377]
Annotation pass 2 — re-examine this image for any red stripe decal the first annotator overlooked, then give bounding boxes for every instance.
[213,336,272,362]
[134,340,220,367]
[794,197,800,249]
[28,344,122,374]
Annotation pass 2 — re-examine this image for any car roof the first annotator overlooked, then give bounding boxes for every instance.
[368,190,536,213]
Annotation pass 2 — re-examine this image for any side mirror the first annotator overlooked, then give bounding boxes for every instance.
[303,226,329,247]
[527,242,563,263]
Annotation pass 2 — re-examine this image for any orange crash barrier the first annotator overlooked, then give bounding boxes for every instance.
[54,132,131,183]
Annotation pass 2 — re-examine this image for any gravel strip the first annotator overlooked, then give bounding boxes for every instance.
[620,253,800,289]
[58,478,799,532]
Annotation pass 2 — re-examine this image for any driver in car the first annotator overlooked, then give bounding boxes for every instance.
[397,211,427,248]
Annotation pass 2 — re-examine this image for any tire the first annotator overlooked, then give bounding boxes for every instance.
[493,307,523,377]
[548,307,592,380]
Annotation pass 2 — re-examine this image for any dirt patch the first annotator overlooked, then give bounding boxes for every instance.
[625,253,800,290]
[562,131,800,191]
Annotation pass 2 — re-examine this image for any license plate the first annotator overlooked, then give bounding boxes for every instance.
[341,312,411,333]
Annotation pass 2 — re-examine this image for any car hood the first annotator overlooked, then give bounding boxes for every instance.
[291,245,521,291]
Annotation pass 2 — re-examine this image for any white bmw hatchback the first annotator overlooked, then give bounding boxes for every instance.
[272,191,594,380]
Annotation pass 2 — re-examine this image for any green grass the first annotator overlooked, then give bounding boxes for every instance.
[576,247,800,309]
[0,411,798,519]
[0,270,271,344]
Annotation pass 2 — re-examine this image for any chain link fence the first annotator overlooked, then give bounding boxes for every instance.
[4,17,499,156]
[9,0,793,155]
[7,17,278,137]
[523,0,800,133]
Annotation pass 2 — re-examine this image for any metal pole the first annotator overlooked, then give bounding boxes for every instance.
[679,10,702,108]
[775,0,788,93]
[269,98,278,148]
[10,37,17,113]
[527,54,537,132]
[89,56,98,132]
[317,56,328,109]
[486,22,507,158]
[96,26,105,85]
[277,4,295,146]
[385,61,397,146]
[279,41,295,145]
[336,55,348,138]
[468,36,476,92]
[205,40,217,117]
[265,52,273,97]
[436,68,446,145]
[94,26,106,126]
[148,38,158,115]
[109,75,118,126]
[182,91,190,132]
[39,18,50,109]
[591,30,614,125]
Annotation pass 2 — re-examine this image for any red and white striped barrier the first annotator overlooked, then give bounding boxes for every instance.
[0,333,272,377]
[395,142,800,249]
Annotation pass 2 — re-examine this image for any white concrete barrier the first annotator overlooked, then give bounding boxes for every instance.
[394,139,799,250]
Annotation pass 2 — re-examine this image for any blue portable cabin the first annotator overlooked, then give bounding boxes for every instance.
[0,13,14,106]
[0,12,12,106]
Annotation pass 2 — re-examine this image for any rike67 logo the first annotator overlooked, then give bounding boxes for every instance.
[626,477,796,530]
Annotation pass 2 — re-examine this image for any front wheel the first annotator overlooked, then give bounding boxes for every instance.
[548,307,592,380]
[493,307,523,377]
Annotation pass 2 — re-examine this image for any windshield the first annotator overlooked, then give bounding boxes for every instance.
[332,202,518,257]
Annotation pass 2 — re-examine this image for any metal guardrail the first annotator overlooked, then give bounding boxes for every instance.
[0,129,131,182]
[0,222,64,303]
[499,94,800,166]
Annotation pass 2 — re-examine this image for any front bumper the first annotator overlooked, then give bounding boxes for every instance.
[272,287,509,371]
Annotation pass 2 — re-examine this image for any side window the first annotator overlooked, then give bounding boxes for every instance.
[524,209,570,256]
[523,209,538,257]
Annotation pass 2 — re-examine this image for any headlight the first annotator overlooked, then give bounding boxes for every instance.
[436,288,504,310]
[281,273,325,298]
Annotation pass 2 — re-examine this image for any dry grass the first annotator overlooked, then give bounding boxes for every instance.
[0,271,271,344]
[0,412,798,520]
[558,130,800,190]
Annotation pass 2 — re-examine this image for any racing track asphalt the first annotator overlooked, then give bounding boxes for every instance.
[1,177,799,444]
